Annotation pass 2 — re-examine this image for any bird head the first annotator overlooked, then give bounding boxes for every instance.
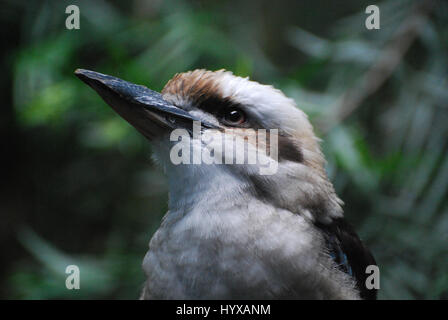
[75,69,343,223]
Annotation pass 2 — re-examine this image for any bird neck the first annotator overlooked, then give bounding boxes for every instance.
[166,163,251,216]
[153,138,343,224]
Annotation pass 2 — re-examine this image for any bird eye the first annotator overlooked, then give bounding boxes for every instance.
[223,108,246,125]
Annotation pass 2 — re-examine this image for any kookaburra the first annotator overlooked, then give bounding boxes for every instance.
[75,68,377,300]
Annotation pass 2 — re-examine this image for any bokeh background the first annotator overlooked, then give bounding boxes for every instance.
[1,0,447,299]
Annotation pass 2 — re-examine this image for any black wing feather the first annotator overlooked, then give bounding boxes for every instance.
[315,218,378,300]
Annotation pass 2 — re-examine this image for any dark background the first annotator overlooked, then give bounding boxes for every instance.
[1,0,447,299]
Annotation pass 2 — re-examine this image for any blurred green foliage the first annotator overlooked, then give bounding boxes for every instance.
[1,0,447,299]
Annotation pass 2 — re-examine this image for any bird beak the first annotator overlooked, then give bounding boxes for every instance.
[75,69,218,140]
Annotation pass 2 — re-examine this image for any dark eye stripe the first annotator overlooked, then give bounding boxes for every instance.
[196,93,303,162]
[193,94,251,127]
[196,94,237,115]
[278,135,303,163]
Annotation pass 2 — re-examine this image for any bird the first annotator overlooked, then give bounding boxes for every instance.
[75,68,378,300]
